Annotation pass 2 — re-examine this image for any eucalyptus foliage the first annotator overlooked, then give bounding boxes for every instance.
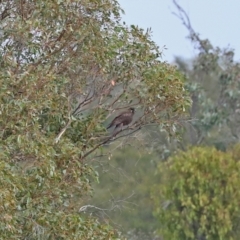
[0,0,189,238]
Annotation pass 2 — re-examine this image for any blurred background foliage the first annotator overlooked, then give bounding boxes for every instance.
[87,2,240,240]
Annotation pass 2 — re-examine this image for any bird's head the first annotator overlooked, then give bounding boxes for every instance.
[129,108,135,114]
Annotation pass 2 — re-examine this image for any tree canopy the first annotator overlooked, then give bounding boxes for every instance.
[0,0,189,238]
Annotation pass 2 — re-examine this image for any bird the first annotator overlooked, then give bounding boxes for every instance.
[107,108,135,131]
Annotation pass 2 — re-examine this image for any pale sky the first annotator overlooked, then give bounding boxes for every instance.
[118,0,240,63]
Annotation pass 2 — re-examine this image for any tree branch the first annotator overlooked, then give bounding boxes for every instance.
[172,0,211,52]
[80,126,142,161]
[79,191,135,213]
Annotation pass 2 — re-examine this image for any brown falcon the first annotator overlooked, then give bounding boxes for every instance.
[107,108,135,130]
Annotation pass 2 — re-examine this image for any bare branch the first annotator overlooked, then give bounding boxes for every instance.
[172,0,209,52]
[71,93,94,116]
[55,86,96,143]
[109,88,126,109]
[172,0,194,34]
[80,135,112,160]
[79,191,136,213]
[55,119,72,144]
[79,119,165,161]
[79,204,116,213]
[109,126,141,142]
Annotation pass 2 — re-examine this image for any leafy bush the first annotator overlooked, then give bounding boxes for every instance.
[153,146,240,240]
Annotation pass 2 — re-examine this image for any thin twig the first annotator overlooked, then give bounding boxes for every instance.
[172,0,207,51]
[80,126,141,160]
[55,88,95,143]
[79,192,135,213]
[71,90,94,116]
[55,119,72,143]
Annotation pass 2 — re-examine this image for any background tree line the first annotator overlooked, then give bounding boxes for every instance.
[88,1,240,240]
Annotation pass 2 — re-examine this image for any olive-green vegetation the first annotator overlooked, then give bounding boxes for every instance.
[152,146,240,240]
[0,0,189,238]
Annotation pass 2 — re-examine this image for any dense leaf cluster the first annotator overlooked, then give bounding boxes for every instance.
[153,146,240,240]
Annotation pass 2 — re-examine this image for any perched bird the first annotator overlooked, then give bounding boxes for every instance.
[107,108,135,131]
